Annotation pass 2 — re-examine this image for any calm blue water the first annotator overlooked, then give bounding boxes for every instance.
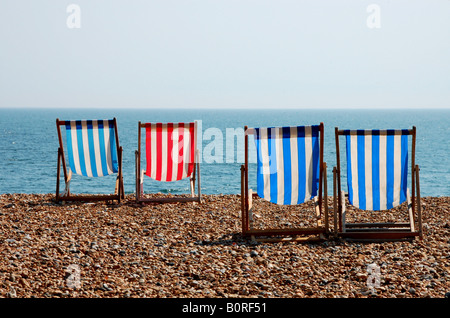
[0,108,448,197]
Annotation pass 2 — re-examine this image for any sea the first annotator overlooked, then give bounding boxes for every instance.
[0,108,448,197]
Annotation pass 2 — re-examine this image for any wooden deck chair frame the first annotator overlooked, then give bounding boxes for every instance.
[241,122,329,242]
[333,126,423,241]
[55,118,124,203]
[135,121,201,204]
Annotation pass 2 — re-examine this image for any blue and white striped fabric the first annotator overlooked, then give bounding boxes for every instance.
[344,129,409,211]
[65,120,118,177]
[252,125,320,205]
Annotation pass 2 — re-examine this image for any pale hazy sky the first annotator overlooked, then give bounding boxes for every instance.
[0,0,449,109]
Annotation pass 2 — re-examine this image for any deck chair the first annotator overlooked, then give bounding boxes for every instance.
[241,123,329,242]
[135,121,201,203]
[56,118,124,203]
[333,127,423,241]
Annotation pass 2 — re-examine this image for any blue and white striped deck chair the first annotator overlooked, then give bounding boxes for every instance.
[241,123,329,241]
[334,127,423,240]
[56,118,124,203]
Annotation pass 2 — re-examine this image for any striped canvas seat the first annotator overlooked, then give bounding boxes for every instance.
[343,129,409,210]
[64,119,119,177]
[252,125,321,205]
[144,122,196,181]
[135,121,201,203]
[241,122,328,241]
[334,126,423,240]
[55,118,124,203]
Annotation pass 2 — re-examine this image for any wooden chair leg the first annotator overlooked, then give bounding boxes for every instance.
[56,149,61,201]
[323,162,329,234]
[190,177,195,198]
[407,188,415,232]
[333,167,338,236]
[416,165,423,240]
[115,175,120,196]
[196,151,201,203]
[192,162,197,193]
[140,170,145,197]
[248,189,253,230]
[241,165,246,235]
[63,170,72,197]
[117,146,123,203]
[135,150,141,202]
[341,191,346,233]
[314,197,322,227]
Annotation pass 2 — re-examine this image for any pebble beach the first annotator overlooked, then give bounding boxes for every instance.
[0,193,448,299]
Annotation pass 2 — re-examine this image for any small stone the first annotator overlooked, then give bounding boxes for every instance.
[7,287,17,298]
[102,283,113,291]
[19,278,30,288]
[8,273,16,282]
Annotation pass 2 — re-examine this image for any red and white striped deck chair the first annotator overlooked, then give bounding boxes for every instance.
[55,118,124,203]
[135,121,201,203]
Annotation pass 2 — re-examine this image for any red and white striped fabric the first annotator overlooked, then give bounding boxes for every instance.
[145,122,197,182]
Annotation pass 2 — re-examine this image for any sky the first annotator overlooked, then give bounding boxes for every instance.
[0,0,449,109]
